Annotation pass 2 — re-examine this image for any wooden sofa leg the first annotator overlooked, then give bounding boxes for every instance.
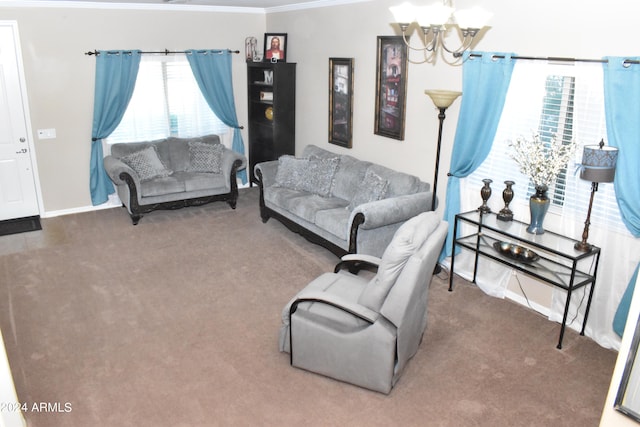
[130,213,142,225]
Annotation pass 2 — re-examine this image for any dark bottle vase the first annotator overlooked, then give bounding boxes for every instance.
[478,178,493,213]
[527,184,550,235]
[497,180,515,221]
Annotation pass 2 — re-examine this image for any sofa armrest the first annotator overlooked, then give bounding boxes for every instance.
[254,160,279,187]
[350,192,432,230]
[220,148,247,177]
[103,155,141,187]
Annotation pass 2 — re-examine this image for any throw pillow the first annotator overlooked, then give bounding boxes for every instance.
[274,155,309,190]
[187,141,224,173]
[298,156,340,197]
[348,169,389,210]
[121,146,172,181]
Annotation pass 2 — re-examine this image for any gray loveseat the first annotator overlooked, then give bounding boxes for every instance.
[254,144,432,257]
[104,134,246,225]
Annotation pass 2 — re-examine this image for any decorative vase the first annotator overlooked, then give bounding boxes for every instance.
[527,184,550,234]
[497,180,515,221]
[478,178,493,213]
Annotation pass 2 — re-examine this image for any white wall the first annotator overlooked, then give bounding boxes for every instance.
[0,3,264,213]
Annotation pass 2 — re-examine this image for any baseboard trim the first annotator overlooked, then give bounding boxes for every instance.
[41,199,121,219]
[505,289,551,318]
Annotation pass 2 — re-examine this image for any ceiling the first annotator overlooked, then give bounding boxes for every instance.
[19,0,349,10]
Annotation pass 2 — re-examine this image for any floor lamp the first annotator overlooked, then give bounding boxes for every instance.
[425,90,462,211]
[574,139,618,252]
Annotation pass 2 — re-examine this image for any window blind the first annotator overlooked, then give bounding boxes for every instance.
[107,55,227,144]
[469,60,626,234]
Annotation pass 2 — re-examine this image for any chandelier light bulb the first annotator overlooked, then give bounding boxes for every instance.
[454,6,493,30]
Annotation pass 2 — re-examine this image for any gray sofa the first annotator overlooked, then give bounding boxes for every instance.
[254,144,433,257]
[104,134,246,225]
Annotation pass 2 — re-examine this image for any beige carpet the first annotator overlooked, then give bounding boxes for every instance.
[0,187,616,427]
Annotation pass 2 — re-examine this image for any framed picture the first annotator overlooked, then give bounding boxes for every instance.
[329,58,354,148]
[264,33,287,63]
[374,36,408,140]
[615,313,640,422]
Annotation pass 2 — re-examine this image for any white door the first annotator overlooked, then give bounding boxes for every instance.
[0,22,39,222]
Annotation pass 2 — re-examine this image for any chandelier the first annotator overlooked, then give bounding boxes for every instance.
[389,1,492,62]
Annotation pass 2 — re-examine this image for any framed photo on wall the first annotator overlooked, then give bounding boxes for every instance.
[264,33,287,62]
[329,58,354,148]
[374,36,408,140]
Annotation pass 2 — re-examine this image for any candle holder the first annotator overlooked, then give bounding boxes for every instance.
[478,178,492,213]
[497,180,515,221]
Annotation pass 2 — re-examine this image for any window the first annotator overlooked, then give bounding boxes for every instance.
[107,54,228,144]
[468,60,626,234]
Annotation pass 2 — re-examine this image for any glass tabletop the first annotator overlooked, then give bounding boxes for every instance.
[456,210,600,261]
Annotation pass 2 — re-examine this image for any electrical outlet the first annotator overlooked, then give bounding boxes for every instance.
[37,129,56,140]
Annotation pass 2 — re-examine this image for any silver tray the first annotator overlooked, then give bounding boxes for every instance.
[492,241,540,263]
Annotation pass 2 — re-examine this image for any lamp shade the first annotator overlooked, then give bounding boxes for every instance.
[425,89,462,109]
[454,6,493,30]
[579,142,618,183]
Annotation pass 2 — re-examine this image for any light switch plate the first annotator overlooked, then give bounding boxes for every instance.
[37,129,56,139]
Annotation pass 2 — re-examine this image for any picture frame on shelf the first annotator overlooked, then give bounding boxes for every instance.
[264,33,287,63]
[374,36,408,140]
[329,58,354,148]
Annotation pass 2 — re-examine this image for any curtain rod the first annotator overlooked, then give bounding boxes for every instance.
[84,49,240,56]
[468,53,640,65]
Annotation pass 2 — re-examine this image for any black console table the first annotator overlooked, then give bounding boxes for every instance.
[450,210,601,349]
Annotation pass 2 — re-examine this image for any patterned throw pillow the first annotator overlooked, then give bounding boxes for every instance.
[187,141,224,173]
[348,169,389,210]
[298,156,340,197]
[274,155,309,190]
[121,146,172,181]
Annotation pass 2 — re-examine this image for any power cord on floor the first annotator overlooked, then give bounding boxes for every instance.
[434,263,450,282]
[514,270,589,327]
[514,273,533,309]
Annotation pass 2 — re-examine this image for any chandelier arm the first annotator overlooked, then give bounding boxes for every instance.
[440,31,475,56]
[400,27,438,52]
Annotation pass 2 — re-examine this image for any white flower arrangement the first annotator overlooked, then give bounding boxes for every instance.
[509,133,577,188]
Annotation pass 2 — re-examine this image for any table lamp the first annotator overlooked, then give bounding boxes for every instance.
[574,139,618,252]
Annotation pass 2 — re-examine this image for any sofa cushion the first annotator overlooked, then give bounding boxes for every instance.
[332,155,372,201]
[121,146,173,181]
[140,176,185,197]
[348,169,389,210]
[358,212,440,311]
[367,164,426,197]
[315,207,352,240]
[288,194,350,223]
[187,141,224,173]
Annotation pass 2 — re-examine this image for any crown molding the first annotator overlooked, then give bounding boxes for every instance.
[0,0,371,13]
[0,0,265,14]
[265,0,370,13]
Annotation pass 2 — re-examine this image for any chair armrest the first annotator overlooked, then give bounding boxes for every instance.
[254,160,279,187]
[350,192,432,230]
[290,290,380,324]
[103,155,140,187]
[334,253,382,273]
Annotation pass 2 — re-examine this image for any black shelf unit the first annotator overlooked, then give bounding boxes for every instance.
[246,62,296,184]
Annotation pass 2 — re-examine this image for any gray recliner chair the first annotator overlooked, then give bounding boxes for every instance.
[279,211,448,394]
